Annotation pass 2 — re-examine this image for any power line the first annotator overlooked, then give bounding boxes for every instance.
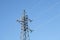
[17,10,32,40]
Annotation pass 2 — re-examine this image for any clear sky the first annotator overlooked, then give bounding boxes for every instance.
[0,0,60,40]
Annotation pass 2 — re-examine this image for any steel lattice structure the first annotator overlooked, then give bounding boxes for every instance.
[17,10,32,40]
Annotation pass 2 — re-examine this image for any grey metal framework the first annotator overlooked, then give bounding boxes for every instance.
[17,10,32,40]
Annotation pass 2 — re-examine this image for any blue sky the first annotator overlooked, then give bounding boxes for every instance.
[0,0,60,40]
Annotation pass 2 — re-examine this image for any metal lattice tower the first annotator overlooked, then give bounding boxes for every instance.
[17,10,32,40]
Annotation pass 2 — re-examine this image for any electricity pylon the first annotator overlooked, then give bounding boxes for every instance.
[17,10,32,40]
